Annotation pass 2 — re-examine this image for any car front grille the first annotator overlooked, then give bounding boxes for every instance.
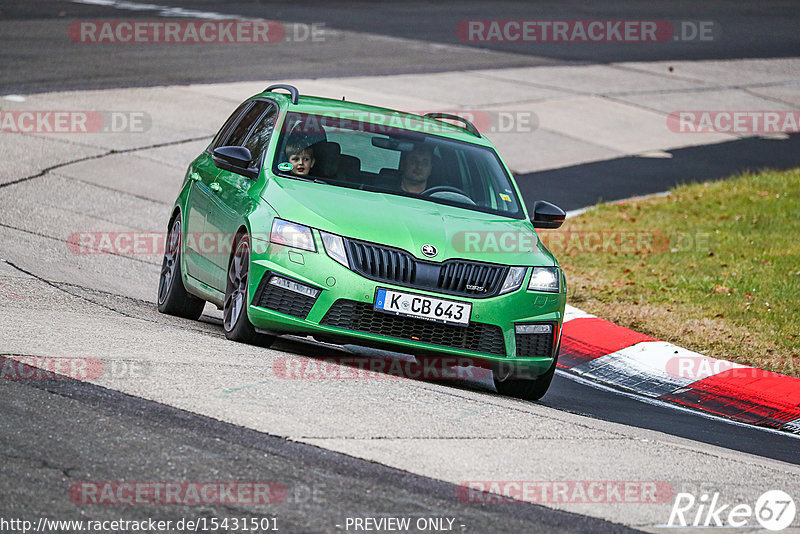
[515,327,557,358]
[347,240,416,284]
[253,274,317,320]
[320,300,507,356]
[344,238,507,298]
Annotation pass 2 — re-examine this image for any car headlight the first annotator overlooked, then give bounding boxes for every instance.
[499,266,526,295]
[320,231,349,268]
[269,219,316,252]
[528,267,560,293]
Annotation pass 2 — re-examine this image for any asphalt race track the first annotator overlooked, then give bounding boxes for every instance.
[1,2,799,533]
[3,1,800,94]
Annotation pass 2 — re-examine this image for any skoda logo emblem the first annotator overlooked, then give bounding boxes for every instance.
[421,244,438,258]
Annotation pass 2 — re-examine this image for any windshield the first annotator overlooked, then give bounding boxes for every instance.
[272,112,524,219]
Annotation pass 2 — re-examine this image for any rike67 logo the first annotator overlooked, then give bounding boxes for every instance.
[667,490,796,531]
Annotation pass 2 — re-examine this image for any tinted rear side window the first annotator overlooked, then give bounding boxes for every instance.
[243,106,277,167]
[210,101,250,150]
[226,101,271,147]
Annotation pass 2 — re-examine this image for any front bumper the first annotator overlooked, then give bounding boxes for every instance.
[247,236,565,376]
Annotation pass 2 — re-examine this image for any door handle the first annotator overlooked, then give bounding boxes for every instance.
[209,182,222,193]
[189,172,201,182]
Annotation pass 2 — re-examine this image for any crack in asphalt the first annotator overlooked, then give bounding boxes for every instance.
[741,87,799,108]
[0,221,160,267]
[48,169,174,206]
[465,69,796,151]
[0,258,143,320]
[603,79,799,97]
[0,452,77,478]
[469,68,797,101]
[0,135,210,190]
[0,259,224,340]
[52,281,223,327]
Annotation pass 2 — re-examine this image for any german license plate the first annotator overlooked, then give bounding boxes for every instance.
[374,288,471,327]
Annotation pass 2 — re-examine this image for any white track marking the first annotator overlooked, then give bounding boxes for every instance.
[565,207,590,218]
[556,369,800,439]
[569,341,747,397]
[565,191,672,218]
[563,304,596,322]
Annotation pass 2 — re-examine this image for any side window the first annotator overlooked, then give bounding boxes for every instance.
[210,101,250,151]
[225,101,270,147]
[243,105,277,167]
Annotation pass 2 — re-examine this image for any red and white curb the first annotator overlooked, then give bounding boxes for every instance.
[559,305,800,434]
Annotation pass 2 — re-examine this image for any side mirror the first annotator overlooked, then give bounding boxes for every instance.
[531,200,565,229]
[212,146,258,179]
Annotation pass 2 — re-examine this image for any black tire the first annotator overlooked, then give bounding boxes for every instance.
[157,216,205,319]
[223,233,275,348]
[493,344,560,401]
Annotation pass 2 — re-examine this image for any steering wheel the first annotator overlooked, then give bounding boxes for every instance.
[421,185,470,197]
[420,185,475,205]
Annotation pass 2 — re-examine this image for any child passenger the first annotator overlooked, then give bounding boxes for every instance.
[285,143,315,176]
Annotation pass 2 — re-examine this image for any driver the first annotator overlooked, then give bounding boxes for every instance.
[397,144,433,194]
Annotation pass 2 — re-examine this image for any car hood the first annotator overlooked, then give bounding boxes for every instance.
[263,177,556,266]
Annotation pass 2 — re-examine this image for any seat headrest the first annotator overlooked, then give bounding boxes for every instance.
[310,141,341,177]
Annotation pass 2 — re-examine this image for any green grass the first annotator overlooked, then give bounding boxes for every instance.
[555,168,800,377]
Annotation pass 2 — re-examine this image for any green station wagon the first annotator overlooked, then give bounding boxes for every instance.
[158,84,567,400]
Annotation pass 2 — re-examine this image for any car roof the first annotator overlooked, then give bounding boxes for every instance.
[257,90,495,147]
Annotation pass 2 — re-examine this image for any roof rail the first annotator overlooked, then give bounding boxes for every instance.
[264,84,299,104]
[423,112,481,137]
